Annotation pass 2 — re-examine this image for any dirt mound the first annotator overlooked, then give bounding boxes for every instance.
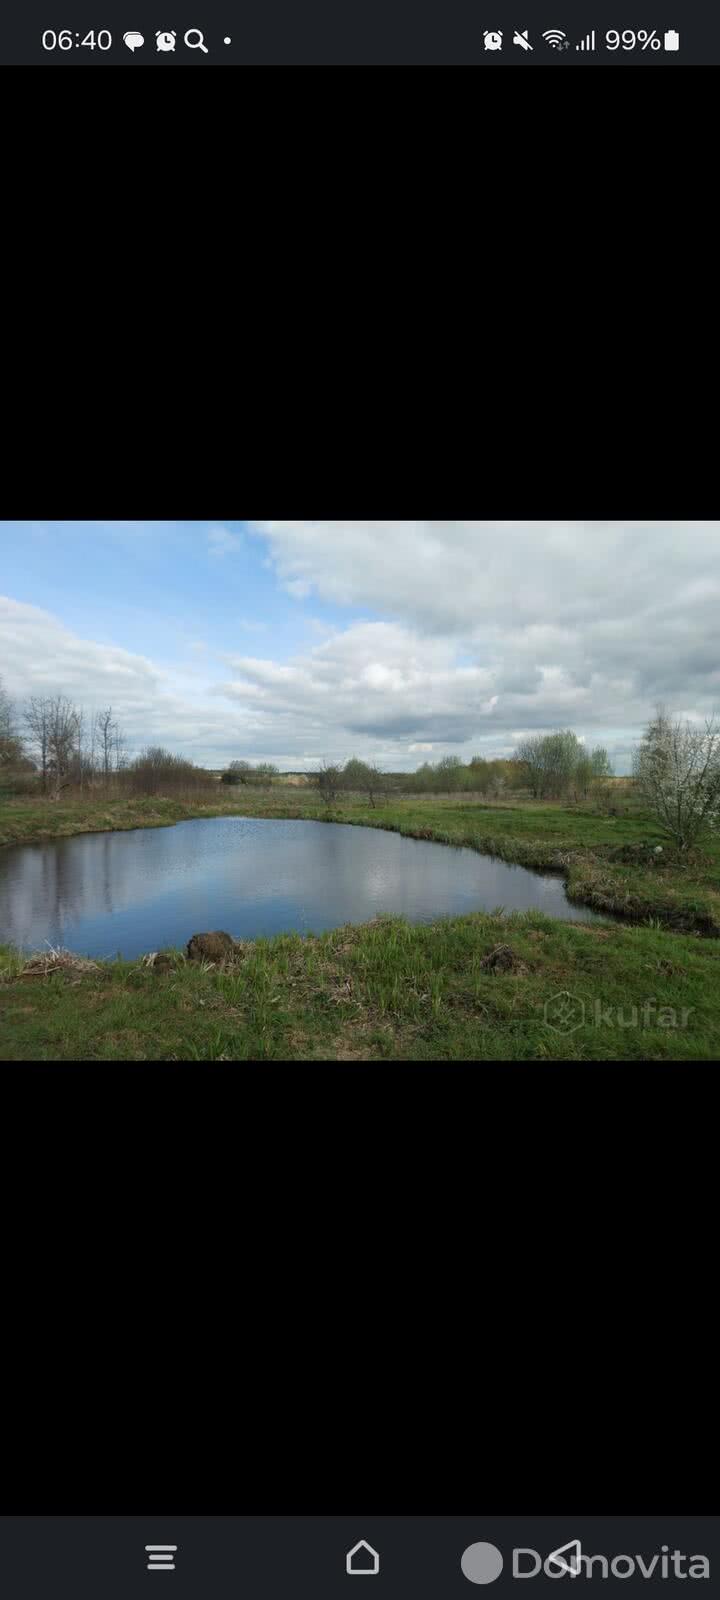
[142,950,179,973]
[186,931,237,963]
[478,943,528,975]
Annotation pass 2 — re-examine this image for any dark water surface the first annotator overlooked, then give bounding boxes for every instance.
[0,816,606,960]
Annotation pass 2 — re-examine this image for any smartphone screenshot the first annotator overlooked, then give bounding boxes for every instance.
[1,520,715,1593]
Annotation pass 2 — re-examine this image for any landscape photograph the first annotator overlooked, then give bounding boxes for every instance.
[1,519,719,1062]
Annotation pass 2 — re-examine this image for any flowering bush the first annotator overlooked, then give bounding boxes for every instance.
[632,710,720,852]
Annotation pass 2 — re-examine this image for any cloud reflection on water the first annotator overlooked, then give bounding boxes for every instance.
[0,816,601,960]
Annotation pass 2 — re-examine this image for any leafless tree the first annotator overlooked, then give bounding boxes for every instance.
[0,676,24,771]
[45,696,81,799]
[73,708,88,791]
[88,709,100,782]
[113,725,128,772]
[363,763,387,808]
[95,707,116,781]
[317,760,343,804]
[24,697,52,791]
[0,675,13,742]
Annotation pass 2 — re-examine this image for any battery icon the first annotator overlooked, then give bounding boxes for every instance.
[663,29,679,49]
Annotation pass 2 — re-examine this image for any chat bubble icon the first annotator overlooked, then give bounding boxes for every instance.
[123,30,145,50]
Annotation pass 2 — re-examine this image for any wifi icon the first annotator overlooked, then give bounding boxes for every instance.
[543,28,569,47]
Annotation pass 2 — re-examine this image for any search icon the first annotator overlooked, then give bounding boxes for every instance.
[184,27,208,50]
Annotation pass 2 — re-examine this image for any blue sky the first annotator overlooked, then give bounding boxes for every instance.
[2,521,719,772]
[1,521,366,666]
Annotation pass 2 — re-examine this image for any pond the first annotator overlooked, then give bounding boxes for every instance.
[0,815,608,960]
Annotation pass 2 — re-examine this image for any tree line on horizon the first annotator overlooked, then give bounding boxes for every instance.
[0,678,616,805]
[5,674,720,851]
[270,737,616,808]
[0,681,213,801]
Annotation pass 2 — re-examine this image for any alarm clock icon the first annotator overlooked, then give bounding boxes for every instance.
[156,29,177,49]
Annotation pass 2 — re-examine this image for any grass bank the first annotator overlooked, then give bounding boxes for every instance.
[2,790,720,936]
[2,909,718,1061]
[0,793,235,848]
[2,791,718,1060]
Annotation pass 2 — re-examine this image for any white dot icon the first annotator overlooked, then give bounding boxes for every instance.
[224,35,231,42]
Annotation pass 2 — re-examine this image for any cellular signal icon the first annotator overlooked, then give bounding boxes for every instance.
[576,29,595,49]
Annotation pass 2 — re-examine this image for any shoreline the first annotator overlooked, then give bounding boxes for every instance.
[1,792,719,939]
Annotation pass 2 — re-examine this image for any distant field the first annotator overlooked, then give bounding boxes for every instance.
[206,772,312,785]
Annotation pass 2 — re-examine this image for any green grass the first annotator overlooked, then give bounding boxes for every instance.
[0,793,218,847]
[2,788,720,935]
[1,910,718,1061]
[2,789,719,1060]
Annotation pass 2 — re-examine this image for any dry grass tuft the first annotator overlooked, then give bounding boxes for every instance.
[13,941,103,980]
[478,943,529,975]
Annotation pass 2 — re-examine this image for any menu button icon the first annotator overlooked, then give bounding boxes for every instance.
[146,1545,177,1571]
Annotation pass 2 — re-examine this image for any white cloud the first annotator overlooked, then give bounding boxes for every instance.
[212,617,627,758]
[0,595,163,702]
[0,595,249,766]
[4,522,720,774]
[249,519,720,639]
[233,522,720,768]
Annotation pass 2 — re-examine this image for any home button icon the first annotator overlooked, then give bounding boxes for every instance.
[347,1540,380,1576]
